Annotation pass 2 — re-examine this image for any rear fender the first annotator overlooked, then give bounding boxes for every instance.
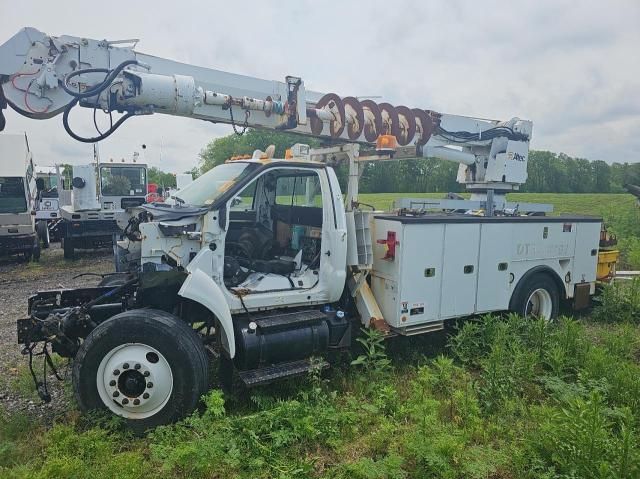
[178,268,235,358]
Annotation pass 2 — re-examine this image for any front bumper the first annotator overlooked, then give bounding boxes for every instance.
[0,233,35,255]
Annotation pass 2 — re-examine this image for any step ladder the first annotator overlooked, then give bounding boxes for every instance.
[238,358,329,387]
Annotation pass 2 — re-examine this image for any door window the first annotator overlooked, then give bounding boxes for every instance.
[275,174,322,207]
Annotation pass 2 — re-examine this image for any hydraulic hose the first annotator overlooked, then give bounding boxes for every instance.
[62,98,136,143]
[60,59,143,142]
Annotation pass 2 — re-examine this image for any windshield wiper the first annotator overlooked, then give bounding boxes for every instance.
[172,195,185,205]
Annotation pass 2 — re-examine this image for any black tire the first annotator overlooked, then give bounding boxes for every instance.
[62,237,74,259]
[509,272,559,320]
[37,221,50,249]
[72,309,209,433]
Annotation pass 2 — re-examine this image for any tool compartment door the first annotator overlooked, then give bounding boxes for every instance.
[440,223,481,318]
[397,223,445,324]
[476,223,513,312]
[572,221,600,285]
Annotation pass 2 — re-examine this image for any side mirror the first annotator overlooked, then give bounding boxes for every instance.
[231,196,242,207]
[35,177,45,191]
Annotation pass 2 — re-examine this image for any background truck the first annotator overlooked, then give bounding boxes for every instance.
[34,164,63,245]
[0,133,42,261]
[59,149,147,259]
[0,28,605,431]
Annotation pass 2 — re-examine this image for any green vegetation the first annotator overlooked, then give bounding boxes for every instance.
[2,296,639,478]
[148,166,177,189]
[198,129,323,173]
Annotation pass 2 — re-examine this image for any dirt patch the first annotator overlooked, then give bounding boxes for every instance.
[0,243,112,423]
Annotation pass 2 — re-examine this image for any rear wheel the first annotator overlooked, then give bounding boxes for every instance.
[72,309,209,433]
[509,273,559,321]
[37,221,50,249]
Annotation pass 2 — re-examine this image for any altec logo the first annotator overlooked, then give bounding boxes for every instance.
[508,152,526,162]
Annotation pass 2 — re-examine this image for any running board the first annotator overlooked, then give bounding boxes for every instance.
[391,321,444,336]
[238,358,329,387]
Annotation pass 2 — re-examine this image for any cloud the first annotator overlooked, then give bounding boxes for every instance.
[1,0,639,169]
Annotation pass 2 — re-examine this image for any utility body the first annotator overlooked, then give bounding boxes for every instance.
[0,28,604,430]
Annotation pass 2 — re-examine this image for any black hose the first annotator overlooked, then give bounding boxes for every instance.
[63,97,136,143]
[60,59,142,142]
[61,60,140,99]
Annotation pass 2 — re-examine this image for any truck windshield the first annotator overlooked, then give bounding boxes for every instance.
[100,166,147,196]
[177,162,258,207]
[0,177,27,214]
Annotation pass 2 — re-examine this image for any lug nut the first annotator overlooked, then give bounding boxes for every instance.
[109,380,116,387]
[123,363,129,369]
[112,391,119,398]
[133,399,140,405]
[113,369,120,376]
[147,382,153,389]
[143,393,149,399]
[122,398,129,405]
[134,363,141,370]
[143,371,150,377]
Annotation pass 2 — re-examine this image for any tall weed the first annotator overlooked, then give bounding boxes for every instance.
[593,279,640,324]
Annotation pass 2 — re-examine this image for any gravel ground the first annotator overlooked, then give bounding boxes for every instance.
[0,243,112,423]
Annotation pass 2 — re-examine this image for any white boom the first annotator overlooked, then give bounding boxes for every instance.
[0,27,533,200]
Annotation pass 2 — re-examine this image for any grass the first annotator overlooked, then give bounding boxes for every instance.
[1,310,639,478]
[359,192,637,223]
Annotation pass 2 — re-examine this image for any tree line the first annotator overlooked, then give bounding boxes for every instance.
[194,129,638,194]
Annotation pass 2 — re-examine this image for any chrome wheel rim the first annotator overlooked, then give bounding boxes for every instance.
[525,288,553,320]
[96,343,173,419]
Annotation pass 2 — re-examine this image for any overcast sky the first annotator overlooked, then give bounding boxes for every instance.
[1,1,639,172]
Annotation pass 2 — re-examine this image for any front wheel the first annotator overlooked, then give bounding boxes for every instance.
[62,237,74,259]
[72,309,209,433]
[509,273,559,321]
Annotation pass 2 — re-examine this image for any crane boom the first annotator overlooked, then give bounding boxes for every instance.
[0,27,533,195]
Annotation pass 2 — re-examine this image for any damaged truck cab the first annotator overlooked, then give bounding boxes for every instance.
[139,156,349,360]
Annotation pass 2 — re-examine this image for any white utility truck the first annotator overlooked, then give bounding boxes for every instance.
[1,28,602,430]
[59,148,147,258]
[0,133,41,261]
[34,164,63,244]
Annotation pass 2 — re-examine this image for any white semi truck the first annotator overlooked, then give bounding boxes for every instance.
[0,133,41,261]
[0,28,603,430]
